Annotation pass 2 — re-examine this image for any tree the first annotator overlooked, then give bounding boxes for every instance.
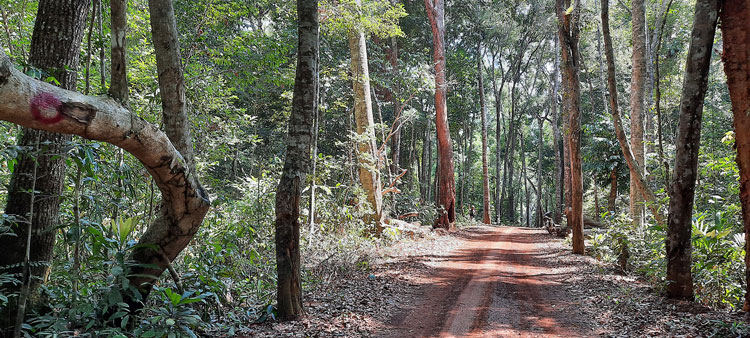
[122,0,208,314]
[556,0,584,254]
[425,0,456,229]
[0,0,212,326]
[629,0,647,228]
[719,0,750,310]
[601,0,664,226]
[274,0,318,319]
[478,39,491,225]
[348,0,384,226]
[0,0,89,330]
[664,0,719,300]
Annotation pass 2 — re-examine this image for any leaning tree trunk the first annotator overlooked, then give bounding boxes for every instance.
[478,40,491,224]
[557,0,584,254]
[629,0,647,229]
[0,0,89,331]
[601,0,665,226]
[719,0,750,310]
[117,0,213,316]
[425,0,456,229]
[348,6,384,227]
[665,0,719,301]
[274,0,318,320]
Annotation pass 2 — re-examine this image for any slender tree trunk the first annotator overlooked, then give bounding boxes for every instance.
[665,0,719,300]
[601,0,665,226]
[630,0,647,228]
[274,0,318,320]
[557,0,584,254]
[425,0,456,229]
[109,0,128,104]
[348,14,384,226]
[552,36,562,224]
[490,54,506,224]
[521,136,530,227]
[0,0,89,331]
[537,114,544,227]
[721,0,750,311]
[608,167,617,213]
[388,6,401,175]
[478,41,491,224]
[655,0,675,193]
[309,101,320,232]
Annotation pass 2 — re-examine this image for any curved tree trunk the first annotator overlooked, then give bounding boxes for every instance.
[721,0,750,311]
[0,45,211,320]
[425,0,456,229]
[0,0,89,331]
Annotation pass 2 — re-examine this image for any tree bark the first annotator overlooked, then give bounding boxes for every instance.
[557,0,584,254]
[348,15,384,226]
[109,0,128,104]
[491,54,506,225]
[629,0,647,228]
[601,0,665,226]
[0,45,211,318]
[721,0,750,311]
[148,0,194,171]
[274,0,318,319]
[665,0,719,301]
[552,36,563,224]
[0,0,89,330]
[478,41,491,224]
[608,167,617,213]
[425,0,456,229]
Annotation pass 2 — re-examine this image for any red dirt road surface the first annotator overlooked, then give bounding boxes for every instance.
[381,225,594,338]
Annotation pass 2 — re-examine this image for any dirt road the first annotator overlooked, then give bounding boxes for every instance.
[382,225,593,338]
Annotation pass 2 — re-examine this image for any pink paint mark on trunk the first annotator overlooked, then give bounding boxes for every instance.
[30,92,64,124]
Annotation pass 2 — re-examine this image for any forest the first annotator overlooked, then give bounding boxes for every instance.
[1,0,750,336]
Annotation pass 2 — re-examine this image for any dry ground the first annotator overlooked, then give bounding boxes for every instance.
[242,224,750,337]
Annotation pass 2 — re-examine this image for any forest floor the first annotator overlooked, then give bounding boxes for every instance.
[244,224,750,338]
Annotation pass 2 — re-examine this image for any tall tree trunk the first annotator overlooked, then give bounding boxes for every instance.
[521,135,530,227]
[0,0,89,331]
[274,0,318,320]
[601,0,665,226]
[425,0,456,229]
[388,4,401,175]
[630,0,647,228]
[665,0,719,300]
[655,0,675,193]
[490,53,505,224]
[348,11,384,226]
[478,41,491,224]
[537,114,544,227]
[557,0,584,254]
[506,78,519,223]
[552,36,563,224]
[721,0,750,311]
